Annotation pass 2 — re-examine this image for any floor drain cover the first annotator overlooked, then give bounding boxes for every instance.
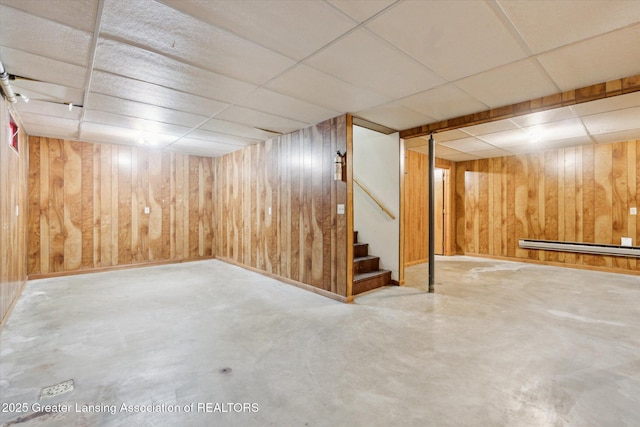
[40,379,74,399]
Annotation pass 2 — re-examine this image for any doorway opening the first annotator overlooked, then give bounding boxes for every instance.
[433,167,448,256]
[402,149,454,267]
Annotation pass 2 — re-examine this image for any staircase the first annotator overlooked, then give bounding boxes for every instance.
[353,231,392,295]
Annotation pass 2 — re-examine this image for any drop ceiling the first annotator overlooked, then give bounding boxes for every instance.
[406,91,640,161]
[1,0,639,158]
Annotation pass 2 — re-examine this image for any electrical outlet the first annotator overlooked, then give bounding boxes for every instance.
[337,204,345,215]
[15,205,18,217]
[268,207,272,215]
[144,206,150,214]
[631,207,638,215]
[621,237,633,247]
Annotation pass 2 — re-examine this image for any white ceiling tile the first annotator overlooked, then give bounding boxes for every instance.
[215,106,309,134]
[168,138,235,157]
[591,128,640,144]
[580,107,640,135]
[94,40,257,104]
[497,0,640,53]
[185,129,259,147]
[83,110,191,137]
[522,118,587,143]
[538,24,640,91]
[327,0,397,23]
[440,137,497,152]
[199,118,279,141]
[440,152,481,162]
[18,112,79,134]
[432,129,472,143]
[478,128,531,148]
[510,106,576,127]
[162,0,356,60]
[100,0,295,85]
[11,80,84,105]
[0,47,87,89]
[366,0,527,81]
[22,126,78,140]
[80,122,177,148]
[237,88,339,125]
[434,144,465,156]
[0,5,92,66]
[356,102,435,130]
[399,84,488,121]
[455,59,559,108]
[462,120,519,137]
[14,99,82,120]
[86,93,208,128]
[90,71,230,117]
[570,91,640,117]
[408,143,460,157]
[265,64,388,112]
[0,0,99,33]
[305,28,443,99]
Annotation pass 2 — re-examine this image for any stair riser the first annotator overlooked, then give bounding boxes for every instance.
[354,243,368,258]
[353,271,392,295]
[353,258,380,275]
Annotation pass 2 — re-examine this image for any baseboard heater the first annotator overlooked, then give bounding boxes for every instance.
[519,239,640,258]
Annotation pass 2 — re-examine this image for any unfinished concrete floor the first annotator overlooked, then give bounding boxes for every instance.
[1,257,639,426]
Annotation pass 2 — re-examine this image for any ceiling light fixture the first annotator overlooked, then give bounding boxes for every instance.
[0,59,17,104]
[527,128,544,144]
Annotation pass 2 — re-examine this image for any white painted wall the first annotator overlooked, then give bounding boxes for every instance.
[353,126,400,281]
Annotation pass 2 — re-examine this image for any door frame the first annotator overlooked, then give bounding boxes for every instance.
[435,161,454,256]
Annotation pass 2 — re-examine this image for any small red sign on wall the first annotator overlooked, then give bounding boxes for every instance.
[9,112,18,154]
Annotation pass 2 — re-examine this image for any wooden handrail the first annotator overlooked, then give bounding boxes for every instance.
[353,177,396,220]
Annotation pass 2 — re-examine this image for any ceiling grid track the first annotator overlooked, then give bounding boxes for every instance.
[77,0,106,141]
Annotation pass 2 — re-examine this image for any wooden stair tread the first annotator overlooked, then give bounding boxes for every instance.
[352,231,390,295]
[353,269,391,283]
[354,255,378,262]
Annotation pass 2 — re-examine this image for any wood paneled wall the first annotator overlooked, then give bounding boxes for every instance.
[456,141,640,273]
[28,137,215,276]
[1,101,29,328]
[214,116,350,300]
[403,150,455,265]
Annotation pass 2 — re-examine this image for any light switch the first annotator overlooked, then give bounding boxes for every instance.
[15,205,19,217]
[268,207,272,215]
[631,207,637,215]
[337,204,345,215]
[144,207,150,214]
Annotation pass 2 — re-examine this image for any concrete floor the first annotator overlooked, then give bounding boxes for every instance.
[1,257,639,426]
